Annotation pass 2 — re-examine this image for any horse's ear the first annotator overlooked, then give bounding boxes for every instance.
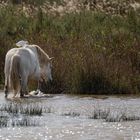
[49,57,54,61]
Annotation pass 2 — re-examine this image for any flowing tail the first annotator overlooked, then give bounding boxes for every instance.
[9,55,20,90]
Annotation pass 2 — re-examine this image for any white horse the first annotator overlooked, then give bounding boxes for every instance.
[4,41,53,98]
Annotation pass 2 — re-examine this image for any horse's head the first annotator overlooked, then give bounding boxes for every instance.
[41,58,53,83]
[34,45,54,83]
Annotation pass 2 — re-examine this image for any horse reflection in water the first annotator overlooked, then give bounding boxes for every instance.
[4,40,53,98]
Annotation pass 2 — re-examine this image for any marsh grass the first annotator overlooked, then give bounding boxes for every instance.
[0,116,9,127]
[20,104,43,116]
[58,105,140,122]
[0,115,40,127]
[11,116,40,127]
[89,108,140,122]
[62,111,80,117]
[0,103,44,127]
[44,106,52,113]
[0,2,140,94]
[1,103,43,116]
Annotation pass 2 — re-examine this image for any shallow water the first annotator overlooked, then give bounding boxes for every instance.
[0,92,140,140]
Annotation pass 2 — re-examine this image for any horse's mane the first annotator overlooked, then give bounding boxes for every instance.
[35,45,50,65]
[15,41,50,64]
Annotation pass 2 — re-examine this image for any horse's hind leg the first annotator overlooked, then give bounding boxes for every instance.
[20,79,24,97]
[4,77,9,98]
[13,81,19,98]
[20,75,28,97]
[4,85,8,98]
[13,89,18,98]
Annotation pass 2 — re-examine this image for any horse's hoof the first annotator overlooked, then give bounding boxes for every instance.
[20,94,24,98]
[5,94,8,98]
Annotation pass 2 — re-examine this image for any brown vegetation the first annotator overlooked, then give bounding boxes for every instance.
[0,0,140,94]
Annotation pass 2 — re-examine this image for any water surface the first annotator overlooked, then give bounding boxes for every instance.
[0,92,140,140]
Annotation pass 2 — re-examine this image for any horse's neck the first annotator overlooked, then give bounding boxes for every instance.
[24,45,49,67]
[35,45,50,66]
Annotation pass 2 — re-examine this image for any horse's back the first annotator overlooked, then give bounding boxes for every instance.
[18,48,39,74]
[6,47,37,64]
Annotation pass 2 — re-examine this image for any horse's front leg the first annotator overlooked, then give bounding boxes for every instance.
[34,79,42,95]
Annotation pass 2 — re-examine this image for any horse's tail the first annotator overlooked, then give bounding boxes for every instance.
[9,55,20,90]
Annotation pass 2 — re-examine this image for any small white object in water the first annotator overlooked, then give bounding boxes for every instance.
[29,90,45,97]
[29,90,36,95]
